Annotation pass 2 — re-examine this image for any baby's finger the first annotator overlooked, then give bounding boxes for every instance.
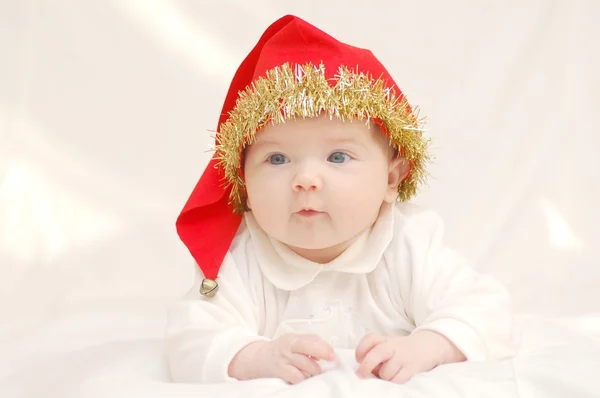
[391,366,417,384]
[300,370,312,379]
[291,335,335,361]
[291,353,322,377]
[372,363,383,378]
[281,364,307,385]
[355,333,386,362]
[356,343,394,378]
[378,355,404,381]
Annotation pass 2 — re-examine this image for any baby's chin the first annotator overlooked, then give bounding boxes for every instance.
[280,237,337,251]
[279,234,355,263]
[277,226,358,249]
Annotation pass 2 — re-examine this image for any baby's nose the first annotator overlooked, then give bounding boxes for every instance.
[293,172,322,192]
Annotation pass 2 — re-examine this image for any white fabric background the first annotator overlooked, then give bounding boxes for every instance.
[1,1,599,396]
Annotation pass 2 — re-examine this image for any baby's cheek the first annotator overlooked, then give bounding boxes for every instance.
[249,182,277,207]
[248,170,280,195]
[255,179,293,214]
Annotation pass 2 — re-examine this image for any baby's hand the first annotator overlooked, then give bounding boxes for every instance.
[228,333,335,384]
[355,331,466,383]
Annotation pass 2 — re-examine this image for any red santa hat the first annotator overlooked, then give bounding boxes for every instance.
[176,15,430,297]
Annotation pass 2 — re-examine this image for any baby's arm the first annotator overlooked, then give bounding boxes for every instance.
[165,256,268,383]
[401,210,517,362]
[166,254,334,384]
[355,209,516,383]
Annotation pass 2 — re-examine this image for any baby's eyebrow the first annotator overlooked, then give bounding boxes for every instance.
[326,136,363,146]
[250,138,280,148]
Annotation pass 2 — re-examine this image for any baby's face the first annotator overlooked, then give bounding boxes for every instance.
[244,116,407,261]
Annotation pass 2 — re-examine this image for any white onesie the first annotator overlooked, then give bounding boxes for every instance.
[165,202,517,383]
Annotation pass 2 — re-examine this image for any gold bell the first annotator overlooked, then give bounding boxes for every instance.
[200,278,219,298]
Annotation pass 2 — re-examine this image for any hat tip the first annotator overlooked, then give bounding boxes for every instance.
[277,14,306,24]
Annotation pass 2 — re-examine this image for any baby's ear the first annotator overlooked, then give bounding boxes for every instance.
[384,157,410,203]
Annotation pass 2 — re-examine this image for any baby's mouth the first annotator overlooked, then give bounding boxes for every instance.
[295,208,324,217]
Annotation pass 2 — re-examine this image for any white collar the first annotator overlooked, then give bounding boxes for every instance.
[244,203,395,291]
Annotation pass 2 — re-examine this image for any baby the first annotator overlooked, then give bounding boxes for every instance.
[167,15,516,385]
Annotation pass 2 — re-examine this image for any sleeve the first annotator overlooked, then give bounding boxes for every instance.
[395,210,518,362]
[165,251,269,383]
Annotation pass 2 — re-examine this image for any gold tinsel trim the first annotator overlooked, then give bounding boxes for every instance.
[215,62,431,213]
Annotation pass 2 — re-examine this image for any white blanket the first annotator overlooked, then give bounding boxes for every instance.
[2,1,600,397]
[2,303,599,398]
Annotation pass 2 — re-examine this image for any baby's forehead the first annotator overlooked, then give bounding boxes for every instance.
[255,116,384,144]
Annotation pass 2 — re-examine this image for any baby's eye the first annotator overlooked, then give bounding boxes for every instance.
[327,152,350,164]
[267,154,289,165]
